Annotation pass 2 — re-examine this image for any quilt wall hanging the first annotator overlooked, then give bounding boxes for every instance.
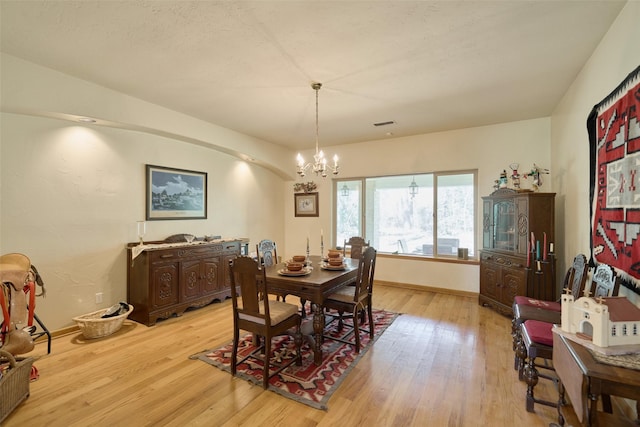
[587,64,640,295]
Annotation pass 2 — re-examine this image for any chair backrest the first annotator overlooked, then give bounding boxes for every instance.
[343,236,370,259]
[352,247,377,303]
[229,256,270,326]
[256,239,278,267]
[567,254,590,299]
[589,263,620,298]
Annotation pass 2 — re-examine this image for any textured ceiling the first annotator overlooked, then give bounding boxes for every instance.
[0,1,626,150]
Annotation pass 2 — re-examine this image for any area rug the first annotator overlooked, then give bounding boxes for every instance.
[189,308,399,410]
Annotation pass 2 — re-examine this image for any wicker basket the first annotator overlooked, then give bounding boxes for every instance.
[0,349,34,423]
[72,304,134,339]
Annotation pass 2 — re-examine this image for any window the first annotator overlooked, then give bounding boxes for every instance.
[334,171,476,257]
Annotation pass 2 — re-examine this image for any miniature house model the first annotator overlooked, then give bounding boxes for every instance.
[560,291,640,348]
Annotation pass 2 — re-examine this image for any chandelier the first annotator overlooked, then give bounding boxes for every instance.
[296,82,339,178]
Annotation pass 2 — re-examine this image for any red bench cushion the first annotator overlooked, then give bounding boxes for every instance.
[513,295,561,312]
[523,319,554,347]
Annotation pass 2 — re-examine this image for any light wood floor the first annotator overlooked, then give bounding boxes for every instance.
[5,285,574,427]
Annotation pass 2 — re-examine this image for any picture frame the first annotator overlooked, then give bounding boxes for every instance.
[146,164,207,220]
[294,192,319,217]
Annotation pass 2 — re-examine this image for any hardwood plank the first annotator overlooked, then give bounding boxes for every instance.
[3,285,578,426]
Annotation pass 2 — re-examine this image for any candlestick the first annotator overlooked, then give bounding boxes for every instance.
[536,260,541,271]
[137,221,146,246]
[543,232,547,260]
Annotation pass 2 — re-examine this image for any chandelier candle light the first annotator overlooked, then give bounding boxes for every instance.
[296,83,339,178]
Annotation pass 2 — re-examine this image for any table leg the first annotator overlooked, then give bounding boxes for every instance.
[312,303,325,365]
[588,392,599,426]
[557,378,565,426]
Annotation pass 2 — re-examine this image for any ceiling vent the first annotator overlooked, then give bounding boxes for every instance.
[373,120,396,127]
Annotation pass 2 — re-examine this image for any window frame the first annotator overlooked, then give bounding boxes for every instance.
[333,170,477,259]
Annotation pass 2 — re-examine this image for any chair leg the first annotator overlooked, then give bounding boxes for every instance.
[263,336,271,389]
[512,318,521,370]
[515,336,527,381]
[337,311,345,330]
[367,304,374,339]
[524,356,539,412]
[231,327,239,375]
[353,307,361,353]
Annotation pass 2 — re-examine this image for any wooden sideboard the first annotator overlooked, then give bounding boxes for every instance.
[479,189,556,315]
[126,239,242,326]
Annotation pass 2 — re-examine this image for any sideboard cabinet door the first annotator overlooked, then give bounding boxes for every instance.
[150,262,179,310]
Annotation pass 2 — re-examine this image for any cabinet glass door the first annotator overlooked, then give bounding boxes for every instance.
[493,200,516,251]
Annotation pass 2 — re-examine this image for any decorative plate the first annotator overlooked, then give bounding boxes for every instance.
[277,267,312,276]
[321,263,346,270]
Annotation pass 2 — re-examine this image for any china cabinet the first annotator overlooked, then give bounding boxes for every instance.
[126,239,242,326]
[480,189,556,315]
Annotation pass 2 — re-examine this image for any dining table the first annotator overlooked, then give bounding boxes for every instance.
[264,255,359,365]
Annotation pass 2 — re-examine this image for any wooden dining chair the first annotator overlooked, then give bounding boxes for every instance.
[324,246,377,353]
[518,263,620,412]
[256,239,278,267]
[512,254,589,375]
[256,238,290,303]
[229,256,302,389]
[342,236,370,260]
[589,262,621,297]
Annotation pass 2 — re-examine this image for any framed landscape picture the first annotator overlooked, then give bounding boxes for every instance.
[294,192,319,217]
[146,164,207,220]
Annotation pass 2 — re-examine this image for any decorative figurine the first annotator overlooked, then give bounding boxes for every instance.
[523,164,549,191]
[499,170,508,188]
[509,163,521,189]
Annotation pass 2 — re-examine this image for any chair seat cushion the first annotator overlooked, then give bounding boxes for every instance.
[267,300,300,323]
[523,319,554,347]
[238,299,299,325]
[513,295,561,311]
[325,286,356,304]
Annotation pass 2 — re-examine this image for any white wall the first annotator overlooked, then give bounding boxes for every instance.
[285,118,552,292]
[550,1,640,306]
[1,55,287,330]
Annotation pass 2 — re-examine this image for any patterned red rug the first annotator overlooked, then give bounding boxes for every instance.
[190,309,398,410]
